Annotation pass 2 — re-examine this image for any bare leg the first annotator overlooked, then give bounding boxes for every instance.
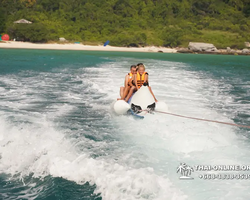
[125,86,136,102]
[148,86,158,102]
[120,86,124,98]
[118,86,130,100]
[123,85,130,98]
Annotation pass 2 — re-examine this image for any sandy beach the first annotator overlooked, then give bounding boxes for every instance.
[0,41,177,53]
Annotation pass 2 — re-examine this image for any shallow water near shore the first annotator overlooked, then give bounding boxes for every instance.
[0,49,250,200]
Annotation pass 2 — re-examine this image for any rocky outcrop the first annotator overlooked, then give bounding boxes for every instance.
[177,43,250,55]
[242,48,250,53]
[188,42,218,52]
[176,48,191,53]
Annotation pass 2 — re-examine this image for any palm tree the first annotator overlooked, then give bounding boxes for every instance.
[177,163,186,176]
[185,165,194,176]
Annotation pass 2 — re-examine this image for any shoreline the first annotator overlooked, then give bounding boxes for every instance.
[1,41,249,56]
[0,41,177,53]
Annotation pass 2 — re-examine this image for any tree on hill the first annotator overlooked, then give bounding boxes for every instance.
[0,0,249,48]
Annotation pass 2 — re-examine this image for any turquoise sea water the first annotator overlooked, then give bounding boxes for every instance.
[0,49,250,200]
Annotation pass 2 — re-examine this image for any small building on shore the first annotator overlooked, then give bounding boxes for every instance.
[59,37,67,42]
[14,19,32,24]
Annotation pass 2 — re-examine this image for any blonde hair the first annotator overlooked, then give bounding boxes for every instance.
[138,65,145,70]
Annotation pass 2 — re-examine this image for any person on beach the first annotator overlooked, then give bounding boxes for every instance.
[125,63,158,102]
[117,65,137,100]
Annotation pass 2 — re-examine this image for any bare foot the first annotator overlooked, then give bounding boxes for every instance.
[117,98,124,100]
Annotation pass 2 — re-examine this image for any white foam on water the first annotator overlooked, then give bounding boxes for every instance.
[0,116,186,200]
[85,58,250,199]
[0,64,186,200]
[0,57,250,200]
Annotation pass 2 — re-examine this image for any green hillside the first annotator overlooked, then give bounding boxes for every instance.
[0,0,250,48]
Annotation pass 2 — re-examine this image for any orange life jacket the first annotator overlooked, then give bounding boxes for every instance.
[136,72,147,88]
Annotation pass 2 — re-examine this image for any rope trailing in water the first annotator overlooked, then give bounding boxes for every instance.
[141,109,250,129]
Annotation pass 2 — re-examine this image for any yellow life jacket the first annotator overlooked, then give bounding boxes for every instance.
[128,72,133,79]
[127,72,134,86]
[136,72,147,88]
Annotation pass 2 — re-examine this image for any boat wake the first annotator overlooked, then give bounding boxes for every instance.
[0,55,249,199]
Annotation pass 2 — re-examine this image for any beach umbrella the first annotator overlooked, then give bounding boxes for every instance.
[104,40,110,46]
[2,34,9,41]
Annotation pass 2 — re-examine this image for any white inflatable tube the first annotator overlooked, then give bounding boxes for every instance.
[113,100,130,115]
[155,101,168,112]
